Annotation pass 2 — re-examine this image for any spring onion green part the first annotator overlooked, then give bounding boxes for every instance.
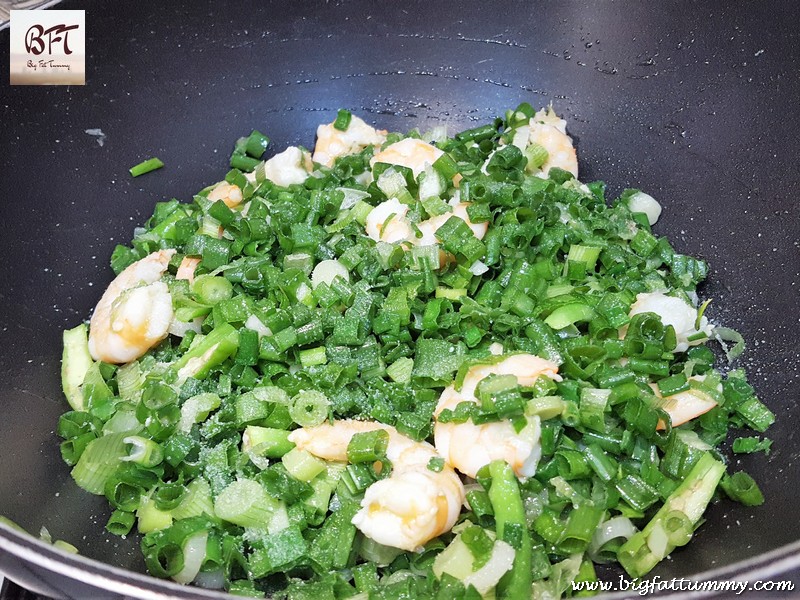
[129,157,164,177]
[617,452,725,578]
[58,105,773,598]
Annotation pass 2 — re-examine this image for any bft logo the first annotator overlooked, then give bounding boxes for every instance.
[25,23,81,56]
[9,10,86,85]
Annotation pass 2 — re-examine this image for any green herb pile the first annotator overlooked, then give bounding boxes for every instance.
[58,104,773,599]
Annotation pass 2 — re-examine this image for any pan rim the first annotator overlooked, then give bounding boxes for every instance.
[2,520,799,598]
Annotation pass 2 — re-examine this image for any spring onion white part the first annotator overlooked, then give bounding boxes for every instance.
[311,259,350,289]
[61,324,93,411]
[627,191,662,225]
[587,516,637,563]
[58,105,773,598]
[171,531,208,585]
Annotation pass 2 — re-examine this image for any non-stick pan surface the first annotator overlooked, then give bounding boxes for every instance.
[1,1,798,597]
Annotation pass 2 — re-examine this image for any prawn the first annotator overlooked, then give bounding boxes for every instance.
[365,200,487,268]
[364,198,414,244]
[207,182,243,208]
[261,146,312,187]
[653,375,720,429]
[434,354,562,479]
[288,420,464,552]
[88,249,175,364]
[370,138,444,178]
[526,108,579,178]
[626,291,713,353]
[176,256,200,285]
[313,115,387,168]
[414,202,488,246]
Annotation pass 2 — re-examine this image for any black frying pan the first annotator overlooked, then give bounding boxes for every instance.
[1,1,799,597]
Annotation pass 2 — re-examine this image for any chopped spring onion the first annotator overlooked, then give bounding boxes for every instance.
[627,191,662,225]
[213,479,281,528]
[333,109,352,131]
[713,326,746,361]
[122,436,164,468]
[129,157,164,177]
[71,433,130,495]
[172,530,208,584]
[59,107,773,598]
[618,452,725,578]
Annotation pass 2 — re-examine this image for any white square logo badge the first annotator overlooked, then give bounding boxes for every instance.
[9,10,85,85]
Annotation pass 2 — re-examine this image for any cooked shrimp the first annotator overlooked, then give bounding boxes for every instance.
[434,354,562,479]
[313,115,387,168]
[365,200,487,268]
[262,146,312,187]
[653,375,720,429]
[528,108,578,178]
[370,138,444,178]
[88,250,175,364]
[288,420,464,552]
[626,291,713,353]
[415,202,488,246]
[207,182,243,208]
[364,198,414,244]
[176,256,200,285]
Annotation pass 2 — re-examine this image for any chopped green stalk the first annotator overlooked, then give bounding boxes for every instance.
[172,323,239,381]
[720,471,765,506]
[129,157,164,177]
[732,436,772,455]
[333,109,352,131]
[121,436,164,468]
[618,452,725,578]
[386,357,414,384]
[298,346,327,367]
[289,390,329,427]
[178,393,221,432]
[544,303,595,330]
[171,478,215,520]
[61,324,93,411]
[486,461,532,599]
[214,479,281,528]
[71,432,129,494]
[243,426,295,458]
[106,510,135,536]
[347,429,389,463]
[282,448,327,482]
[136,495,173,533]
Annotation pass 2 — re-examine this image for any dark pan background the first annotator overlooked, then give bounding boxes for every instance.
[0,0,798,594]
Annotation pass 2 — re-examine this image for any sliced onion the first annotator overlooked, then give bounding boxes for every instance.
[588,516,637,563]
[172,531,208,585]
